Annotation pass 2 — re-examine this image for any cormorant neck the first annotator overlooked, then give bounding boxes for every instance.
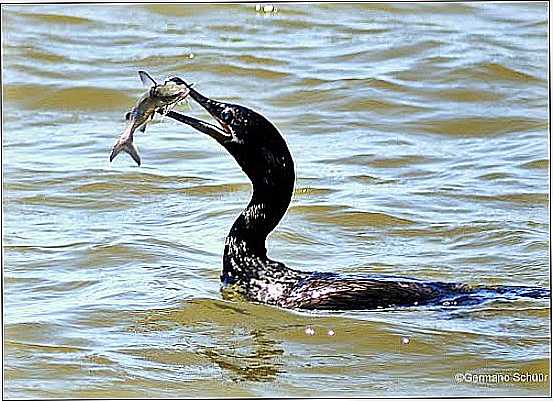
[227,184,293,254]
[163,87,296,283]
[222,136,295,281]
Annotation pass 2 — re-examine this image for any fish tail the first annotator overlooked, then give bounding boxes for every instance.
[124,141,141,166]
[109,137,141,166]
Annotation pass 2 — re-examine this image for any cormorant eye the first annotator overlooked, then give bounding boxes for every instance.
[220,108,234,124]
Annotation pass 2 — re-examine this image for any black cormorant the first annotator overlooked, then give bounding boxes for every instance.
[163,80,548,310]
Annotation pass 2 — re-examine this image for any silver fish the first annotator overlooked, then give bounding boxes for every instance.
[110,71,190,166]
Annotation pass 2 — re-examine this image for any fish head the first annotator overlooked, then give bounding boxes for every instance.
[151,79,191,110]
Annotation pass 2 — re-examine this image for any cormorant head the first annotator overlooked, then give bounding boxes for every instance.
[167,79,294,191]
[168,79,271,145]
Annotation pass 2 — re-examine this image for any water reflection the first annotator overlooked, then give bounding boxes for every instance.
[133,299,288,382]
[200,329,285,382]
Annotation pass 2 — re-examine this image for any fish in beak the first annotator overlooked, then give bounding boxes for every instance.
[109,71,190,166]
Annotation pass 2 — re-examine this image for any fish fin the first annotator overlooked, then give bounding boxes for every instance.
[138,70,157,88]
[139,124,147,133]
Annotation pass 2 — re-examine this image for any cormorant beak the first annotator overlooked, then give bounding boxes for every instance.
[166,80,233,144]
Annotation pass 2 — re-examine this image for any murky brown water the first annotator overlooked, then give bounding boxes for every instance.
[2,3,550,398]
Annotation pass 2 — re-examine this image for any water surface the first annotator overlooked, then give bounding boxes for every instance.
[2,3,550,397]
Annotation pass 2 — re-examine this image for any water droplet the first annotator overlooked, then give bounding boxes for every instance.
[305,326,315,336]
[263,4,275,13]
[327,329,335,336]
[189,53,195,59]
[255,4,261,11]
[401,336,410,345]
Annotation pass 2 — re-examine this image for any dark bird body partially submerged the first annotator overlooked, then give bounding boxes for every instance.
[155,79,548,310]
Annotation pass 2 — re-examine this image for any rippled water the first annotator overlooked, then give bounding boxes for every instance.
[2,3,550,398]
